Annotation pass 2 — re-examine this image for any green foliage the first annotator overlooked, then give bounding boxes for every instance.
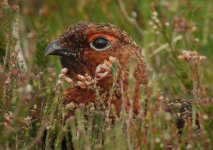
[0,0,213,149]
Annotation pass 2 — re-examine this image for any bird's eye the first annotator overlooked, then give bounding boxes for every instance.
[90,37,110,51]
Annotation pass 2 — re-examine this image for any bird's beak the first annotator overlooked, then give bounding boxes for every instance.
[44,39,76,57]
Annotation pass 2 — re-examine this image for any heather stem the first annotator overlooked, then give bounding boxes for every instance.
[190,63,201,128]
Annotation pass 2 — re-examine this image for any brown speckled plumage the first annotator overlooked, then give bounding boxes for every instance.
[45,22,148,120]
[45,22,197,132]
[56,22,148,85]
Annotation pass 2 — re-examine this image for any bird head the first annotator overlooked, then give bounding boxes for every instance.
[45,22,147,85]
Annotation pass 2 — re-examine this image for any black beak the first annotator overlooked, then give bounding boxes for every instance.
[44,39,76,57]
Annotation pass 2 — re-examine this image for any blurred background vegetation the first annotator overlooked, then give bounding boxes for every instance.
[0,0,212,149]
[1,0,213,97]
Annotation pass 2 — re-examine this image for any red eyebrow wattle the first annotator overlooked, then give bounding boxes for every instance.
[87,33,115,43]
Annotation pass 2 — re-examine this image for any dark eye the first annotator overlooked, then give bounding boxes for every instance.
[90,37,109,51]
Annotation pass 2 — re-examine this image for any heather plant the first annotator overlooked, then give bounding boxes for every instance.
[0,0,212,149]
